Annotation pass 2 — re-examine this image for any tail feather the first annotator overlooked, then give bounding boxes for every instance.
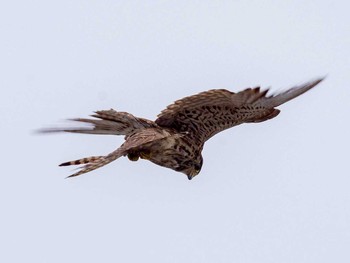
[59,156,104,167]
[61,149,124,178]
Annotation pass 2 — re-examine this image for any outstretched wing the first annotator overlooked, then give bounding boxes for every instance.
[40,109,156,138]
[155,78,324,144]
[60,128,172,178]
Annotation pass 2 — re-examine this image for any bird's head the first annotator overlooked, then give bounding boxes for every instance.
[181,155,203,180]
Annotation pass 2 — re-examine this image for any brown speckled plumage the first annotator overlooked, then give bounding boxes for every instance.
[41,78,324,180]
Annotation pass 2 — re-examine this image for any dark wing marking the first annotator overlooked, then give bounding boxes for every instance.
[155,78,324,144]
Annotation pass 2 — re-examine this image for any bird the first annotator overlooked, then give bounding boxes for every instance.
[41,77,324,180]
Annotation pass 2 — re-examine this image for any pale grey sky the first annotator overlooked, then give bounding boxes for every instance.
[1,1,349,262]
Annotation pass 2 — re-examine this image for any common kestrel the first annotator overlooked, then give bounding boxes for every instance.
[42,78,324,180]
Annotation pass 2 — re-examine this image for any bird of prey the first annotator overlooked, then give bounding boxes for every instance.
[42,78,324,180]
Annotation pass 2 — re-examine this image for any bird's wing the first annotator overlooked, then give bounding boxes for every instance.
[40,109,156,138]
[59,128,175,178]
[155,78,324,144]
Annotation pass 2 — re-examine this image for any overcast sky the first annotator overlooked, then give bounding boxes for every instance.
[1,1,349,262]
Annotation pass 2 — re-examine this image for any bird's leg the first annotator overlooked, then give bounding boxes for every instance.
[127,152,139,161]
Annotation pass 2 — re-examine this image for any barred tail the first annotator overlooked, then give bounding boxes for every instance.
[59,156,104,167]
[60,149,124,178]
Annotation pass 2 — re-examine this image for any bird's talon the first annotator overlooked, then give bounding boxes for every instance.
[127,153,139,161]
[140,151,151,160]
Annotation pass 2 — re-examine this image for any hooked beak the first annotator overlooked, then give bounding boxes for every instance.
[187,169,199,180]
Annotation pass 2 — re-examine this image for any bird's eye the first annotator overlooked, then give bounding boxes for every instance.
[193,164,201,172]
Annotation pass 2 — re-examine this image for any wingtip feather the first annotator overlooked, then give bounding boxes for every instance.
[263,77,325,108]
